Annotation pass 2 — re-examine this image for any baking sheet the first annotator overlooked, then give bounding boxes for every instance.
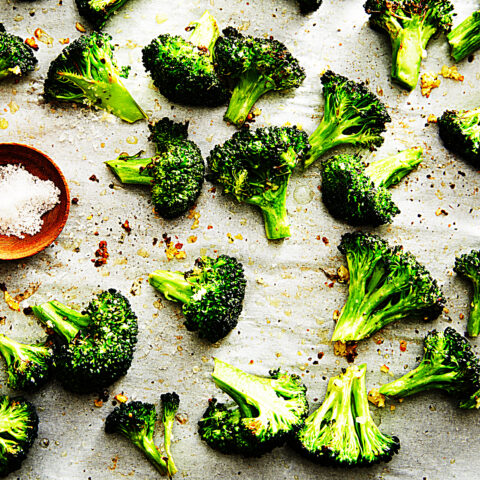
[0,0,479,478]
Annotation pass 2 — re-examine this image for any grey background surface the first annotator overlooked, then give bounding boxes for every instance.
[0,0,479,478]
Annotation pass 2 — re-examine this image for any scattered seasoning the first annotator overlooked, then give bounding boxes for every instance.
[34,28,53,45]
[400,340,407,352]
[187,235,197,243]
[188,207,200,229]
[333,341,358,363]
[71,197,79,205]
[368,388,386,408]
[420,71,440,97]
[94,399,103,408]
[427,114,437,123]
[121,220,131,233]
[24,37,39,50]
[114,393,128,403]
[440,65,464,81]
[3,290,20,311]
[89,174,99,182]
[75,22,86,32]
[93,241,109,267]
[435,208,448,216]
[164,241,186,260]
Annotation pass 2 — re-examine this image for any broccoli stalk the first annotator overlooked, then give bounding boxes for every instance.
[161,392,180,477]
[448,11,480,63]
[105,152,153,185]
[187,10,219,53]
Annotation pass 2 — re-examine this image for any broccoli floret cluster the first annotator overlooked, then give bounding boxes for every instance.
[294,364,400,466]
[448,10,480,62]
[75,0,132,30]
[31,289,138,394]
[0,23,37,80]
[214,27,305,127]
[198,359,309,456]
[364,0,454,90]
[207,126,310,239]
[296,0,322,14]
[149,255,246,343]
[332,232,445,342]
[106,117,205,218]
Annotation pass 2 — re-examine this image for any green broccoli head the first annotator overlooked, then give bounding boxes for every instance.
[160,392,180,477]
[332,232,445,342]
[31,289,138,394]
[305,70,391,168]
[198,359,309,456]
[0,334,54,391]
[320,147,423,226]
[438,108,480,167]
[294,364,399,466]
[207,126,310,239]
[149,255,246,343]
[454,250,480,337]
[448,10,480,62]
[380,327,480,409]
[214,27,305,127]
[142,11,229,107]
[0,396,38,477]
[296,0,322,14]
[75,0,132,30]
[44,32,146,123]
[364,0,454,90]
[0,24,37,80]
[105,400,168,475]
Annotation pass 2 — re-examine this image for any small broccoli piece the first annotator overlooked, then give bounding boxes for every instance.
[106,117,204,218]
[214,27,305,127]
[198,358,309,456]
[0,396,38,477]
[438,107,480,167]
[296,0,322,14]
[454,250,480,337]
[332,232,445,342]
[380,327,480,409]
[161,392,180,477]
[149,255,246,342]
[31,289,138,394]
[75,0,132,30]
[0,23,37,80]
[448,10,480,62]
[142,11,228,107]
[0,334,54,391]
[305,70,391,168]
[293,364,399,466]
[364,0,454,90]
[207,126,310,239]
[44,32,146,123]
[320,147,423,225]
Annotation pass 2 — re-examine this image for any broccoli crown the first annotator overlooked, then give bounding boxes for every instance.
[207,126,310,239]
[332,232,445,342]
[44,32,146,123]
[305,70,391,168]
[296,0,322,14]
[32,289,138,394]
[294,364,399,467]
[380,327,480,408]
[198,359,309,456]
[438,108,480,167]
[0,334,54,391]
[0,396,38,477]
[0,26,37,80]
[448,10,480,62]
[142,11,228,107]
[214,27,305,126]
[75,0,132,30]
[149,255,246,343]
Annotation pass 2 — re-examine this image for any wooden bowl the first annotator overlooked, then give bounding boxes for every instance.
[0,144,70,260]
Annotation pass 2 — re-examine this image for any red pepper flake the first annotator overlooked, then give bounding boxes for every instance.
[93,240,109,267]
[121,220,131,233]
[400,340,407,352]
[25,37,39,50]
[89,174,99,182]
[207,225,213,230]
[317,352,324,360]
[174,242,183,250]
[460,313,465,320]
[322,237,329,245]
[249,360,254,364]
[71,197,79,205]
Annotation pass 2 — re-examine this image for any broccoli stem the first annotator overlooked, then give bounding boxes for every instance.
[188,10,220,53]
[448,11,480,63]
[105,155,153,185]
[468,280,480,337]
[149,271,194,304]
[162,400,178,476]
[135,436,169,476]
[365,147,423,188]
[0,335,25,368]
[224,70,273,127]
[31,301,90,343]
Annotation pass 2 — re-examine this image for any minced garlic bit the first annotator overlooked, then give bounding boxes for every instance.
[427,114,437,123]
[421,71,440,98]
[4,291,20,311]
[114,393,128,403]
[165,241,186,260]
[368,388,386,408]
[0,164,60,238]
[440,65,464,82]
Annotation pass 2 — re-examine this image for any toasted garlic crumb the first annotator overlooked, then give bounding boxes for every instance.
[421,71,440,98]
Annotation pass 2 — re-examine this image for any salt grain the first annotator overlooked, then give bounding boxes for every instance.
[0,164,60,238]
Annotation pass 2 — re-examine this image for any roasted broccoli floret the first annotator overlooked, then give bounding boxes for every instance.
[161,392,180,477]
[296,0,322,14]
[198,358,309,456]
[0,23,37,80]
[75,0,132,30]
[454,250,480,337]
[320,147,423,225]
[293,364,399,466]
[332,232,445,342]
[149,255,246,343]
[438,107,480,167]
[142,11,228,107]
[44,32,146,123]
[0,396,38,477]
[305,70,391,168]
[380,327,480,409]
[214,27,305,127]
[364,0,454,90]
[448,10,480,62]
[106,118,204,218]
[207,126,310,239]
[0,334,54,391]
[31,289,138,394]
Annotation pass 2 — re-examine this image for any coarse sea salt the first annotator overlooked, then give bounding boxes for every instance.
[0,164,61,238]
